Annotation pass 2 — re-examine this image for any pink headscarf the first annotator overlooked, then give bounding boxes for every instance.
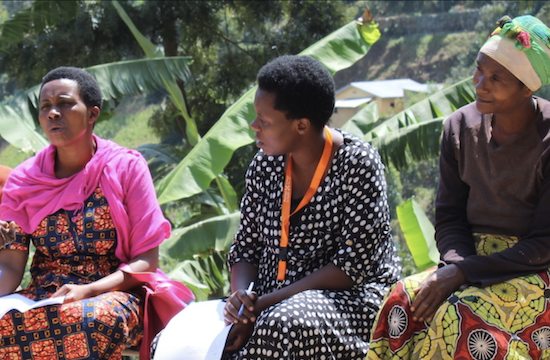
[0,134,170,263]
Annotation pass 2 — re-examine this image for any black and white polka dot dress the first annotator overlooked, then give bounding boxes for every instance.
[227,131,401,360]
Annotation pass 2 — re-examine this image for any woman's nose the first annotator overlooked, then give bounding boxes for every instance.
[250,117,260,131]
[474,74,488,92]
[48,107,61,119]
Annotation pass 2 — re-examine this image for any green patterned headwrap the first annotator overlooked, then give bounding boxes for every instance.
[480,15,550,91]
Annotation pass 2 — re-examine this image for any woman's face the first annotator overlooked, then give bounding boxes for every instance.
[39,79,98,148]
[473,53,533,115]
[250,88,299,156]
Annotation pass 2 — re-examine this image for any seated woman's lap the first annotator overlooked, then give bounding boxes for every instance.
[368,268,550,359]
[0,291,143,360]
[232,289,373,359]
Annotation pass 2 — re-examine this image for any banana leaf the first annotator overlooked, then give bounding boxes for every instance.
[0,89,48,153]
[0,57,193,154]
[370,117,445,170]
[160,212,241,299]
[86,57,192,102]
[364,78,475,142]
[155,11,383,204]
[159,212,240,261]
[363,77,476,169]
[111,0,199,146]
[396,198,439,271]
[167,252,230,301]
[111,0,160,59]
[137,143,186,182]
[340,101,379,137]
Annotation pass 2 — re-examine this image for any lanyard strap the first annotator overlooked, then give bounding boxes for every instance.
[277,126,333,281]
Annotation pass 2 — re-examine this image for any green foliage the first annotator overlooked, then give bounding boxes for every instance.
[0,1,144,89]
[396,198,439,271]
[0,142,30,168]
[0,0,78,53]
[155,17,382,205]
[159,212,241,300]
[341,101,379,137]
[365,77,476,169]
[0,56,193,155]
[94,105,160,149]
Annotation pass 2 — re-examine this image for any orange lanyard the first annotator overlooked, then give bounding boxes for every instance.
[277,126,333,282]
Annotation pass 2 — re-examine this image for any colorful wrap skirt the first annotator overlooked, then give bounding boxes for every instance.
[0,188,144,360]
[367,234,550,360]
[0,291,143,360]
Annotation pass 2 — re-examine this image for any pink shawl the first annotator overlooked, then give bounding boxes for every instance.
[0,135,170,263]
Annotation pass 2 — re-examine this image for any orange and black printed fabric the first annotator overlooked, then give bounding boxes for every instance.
[0,188,143,360]
[0,291,142,359]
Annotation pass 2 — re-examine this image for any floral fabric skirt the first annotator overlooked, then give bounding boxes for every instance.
[367,234,550,360]
[0,291,143,360]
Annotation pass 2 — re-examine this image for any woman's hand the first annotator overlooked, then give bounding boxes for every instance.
[53,284,95,303]
[410,264,466,322]
[224,289,258,325]
[0,221,16,249]
[224,320,255,352]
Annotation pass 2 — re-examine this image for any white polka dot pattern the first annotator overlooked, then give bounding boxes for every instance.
[226,131,401,359]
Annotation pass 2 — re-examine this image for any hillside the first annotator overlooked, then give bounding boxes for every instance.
[334,9,482,88]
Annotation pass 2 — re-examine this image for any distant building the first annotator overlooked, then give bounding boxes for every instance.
[331,79,442,128]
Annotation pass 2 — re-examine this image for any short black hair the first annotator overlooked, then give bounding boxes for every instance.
[41,67,103,109]
[257,55,334,130]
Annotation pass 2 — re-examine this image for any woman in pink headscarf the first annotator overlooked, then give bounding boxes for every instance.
[0,66,171,360]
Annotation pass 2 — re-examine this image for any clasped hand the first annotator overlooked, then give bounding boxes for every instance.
[223,289,258,352]
[410,264,466,323]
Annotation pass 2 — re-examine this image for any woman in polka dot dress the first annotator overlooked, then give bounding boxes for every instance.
[222,55,401,360]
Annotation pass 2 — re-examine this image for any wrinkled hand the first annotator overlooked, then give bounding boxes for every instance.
[224,320,254,352]
[0,221,16,248]
[53,284,95,303]
[224,289,258,325]
[410,264,466,322]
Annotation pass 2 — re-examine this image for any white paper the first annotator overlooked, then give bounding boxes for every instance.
[153,299,233,360]
[0,294,65,319]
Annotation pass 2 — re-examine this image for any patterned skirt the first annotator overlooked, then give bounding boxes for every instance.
[0,291,143,360]
[367,234,550,360]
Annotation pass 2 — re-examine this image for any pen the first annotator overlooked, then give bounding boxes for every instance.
[238,281,254,317]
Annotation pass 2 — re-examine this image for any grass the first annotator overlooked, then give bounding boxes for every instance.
[94,105,160,149]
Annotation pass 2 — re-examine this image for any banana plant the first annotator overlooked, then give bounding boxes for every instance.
[396,198,439,271]
[340,77,476,169]
[159,212,241,301]
[153,9,383,205]
[0,56,193,154]
[111,0,199,147]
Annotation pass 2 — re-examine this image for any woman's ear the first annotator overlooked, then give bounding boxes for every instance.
[296,118,311,134]
[88,106,100,125]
